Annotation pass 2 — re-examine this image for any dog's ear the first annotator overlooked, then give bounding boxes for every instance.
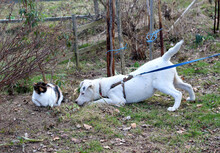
[79,81,84,88]
[87,81,94,90]
[88,84,93,89]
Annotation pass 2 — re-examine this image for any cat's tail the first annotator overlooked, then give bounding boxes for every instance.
[162,40,184,61]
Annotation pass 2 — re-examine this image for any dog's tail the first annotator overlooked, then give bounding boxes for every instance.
[162,40,184,61]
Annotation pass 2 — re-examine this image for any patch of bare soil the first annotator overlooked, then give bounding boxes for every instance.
[0,94,61,152]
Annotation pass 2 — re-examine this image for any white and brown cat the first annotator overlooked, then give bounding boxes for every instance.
[32,82,63,107]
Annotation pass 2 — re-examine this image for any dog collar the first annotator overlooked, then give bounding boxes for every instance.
[99,82,103,97]
[99,82,109,98]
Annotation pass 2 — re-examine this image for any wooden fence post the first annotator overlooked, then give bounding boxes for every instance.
[158,0,164,56]
[72,14,79,69]
[217,0,220,30]
[116,0,125,74]
[106,0,115,77]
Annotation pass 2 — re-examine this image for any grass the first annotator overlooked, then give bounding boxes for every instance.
[1,0,219,152]
[177,61,214,76]
[48,86,219,152]
[78,140,103,153]
[0,0,96,19]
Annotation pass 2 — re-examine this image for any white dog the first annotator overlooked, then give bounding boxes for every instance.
[75,40,195,111]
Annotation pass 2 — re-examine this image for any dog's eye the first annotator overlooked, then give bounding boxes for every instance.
[82,87,85,91]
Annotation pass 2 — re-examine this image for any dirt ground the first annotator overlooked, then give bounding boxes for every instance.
[0,81,219,153]
[0,46,219,152]
[0,1,220,152]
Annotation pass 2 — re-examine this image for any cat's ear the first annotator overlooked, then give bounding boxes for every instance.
[42,82,47,86]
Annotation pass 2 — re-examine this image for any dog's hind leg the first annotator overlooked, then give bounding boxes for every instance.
[153,81,182,111]
[174,74,195,101]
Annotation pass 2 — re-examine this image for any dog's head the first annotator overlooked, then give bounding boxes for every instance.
[75,80,95,106]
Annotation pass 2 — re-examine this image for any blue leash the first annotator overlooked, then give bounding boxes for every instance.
[106,43,127,54]
[139,53,220,76]
[146,28,163,43]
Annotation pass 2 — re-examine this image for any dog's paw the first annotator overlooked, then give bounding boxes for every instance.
[167,107,177,112]
[186,97,195,101]
[114,102,125,107]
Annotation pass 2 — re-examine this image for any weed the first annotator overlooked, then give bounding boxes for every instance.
[79,43,90,49]
[133,61,140,68]
[78,140,103,153]
[213,61,220,73]
[19,0,42,27]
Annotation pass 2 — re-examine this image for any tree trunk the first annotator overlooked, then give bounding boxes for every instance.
[158,0,164,56]
[106,0,115,77]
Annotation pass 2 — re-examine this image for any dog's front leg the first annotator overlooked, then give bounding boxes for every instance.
[92,97,125,107]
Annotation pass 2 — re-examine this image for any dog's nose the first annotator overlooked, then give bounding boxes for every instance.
[75,100,78,104]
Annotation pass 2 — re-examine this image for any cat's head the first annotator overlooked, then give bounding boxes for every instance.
[33,82,47,94]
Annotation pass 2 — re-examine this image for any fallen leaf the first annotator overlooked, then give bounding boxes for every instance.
[53,136,60,141]
[14,108,19,112]
[193,87,198,92]
[115,138,125,143]
[47,148,54,152]
[100,139,106,143]
[83,124,92,130]
[76,124,81,128]
[123,126,131,131]
[114,108,120,113]
[141,124,152,128]
[71,138,81,144]
[197,104,203,108]
[154,94,161,97]
[61,134,68,138]
[185,145,191,149]
[181,76,185,80]
[207,129,214,134]
[123,116,131,120]
[177,128,186,134]
[131,123,137,129]
[103,146,111,149]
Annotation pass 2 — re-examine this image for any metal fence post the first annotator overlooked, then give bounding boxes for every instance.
[116,0,125,74]
[149,0,154,60]
[93,0,100,19]
[72,14,79,69]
